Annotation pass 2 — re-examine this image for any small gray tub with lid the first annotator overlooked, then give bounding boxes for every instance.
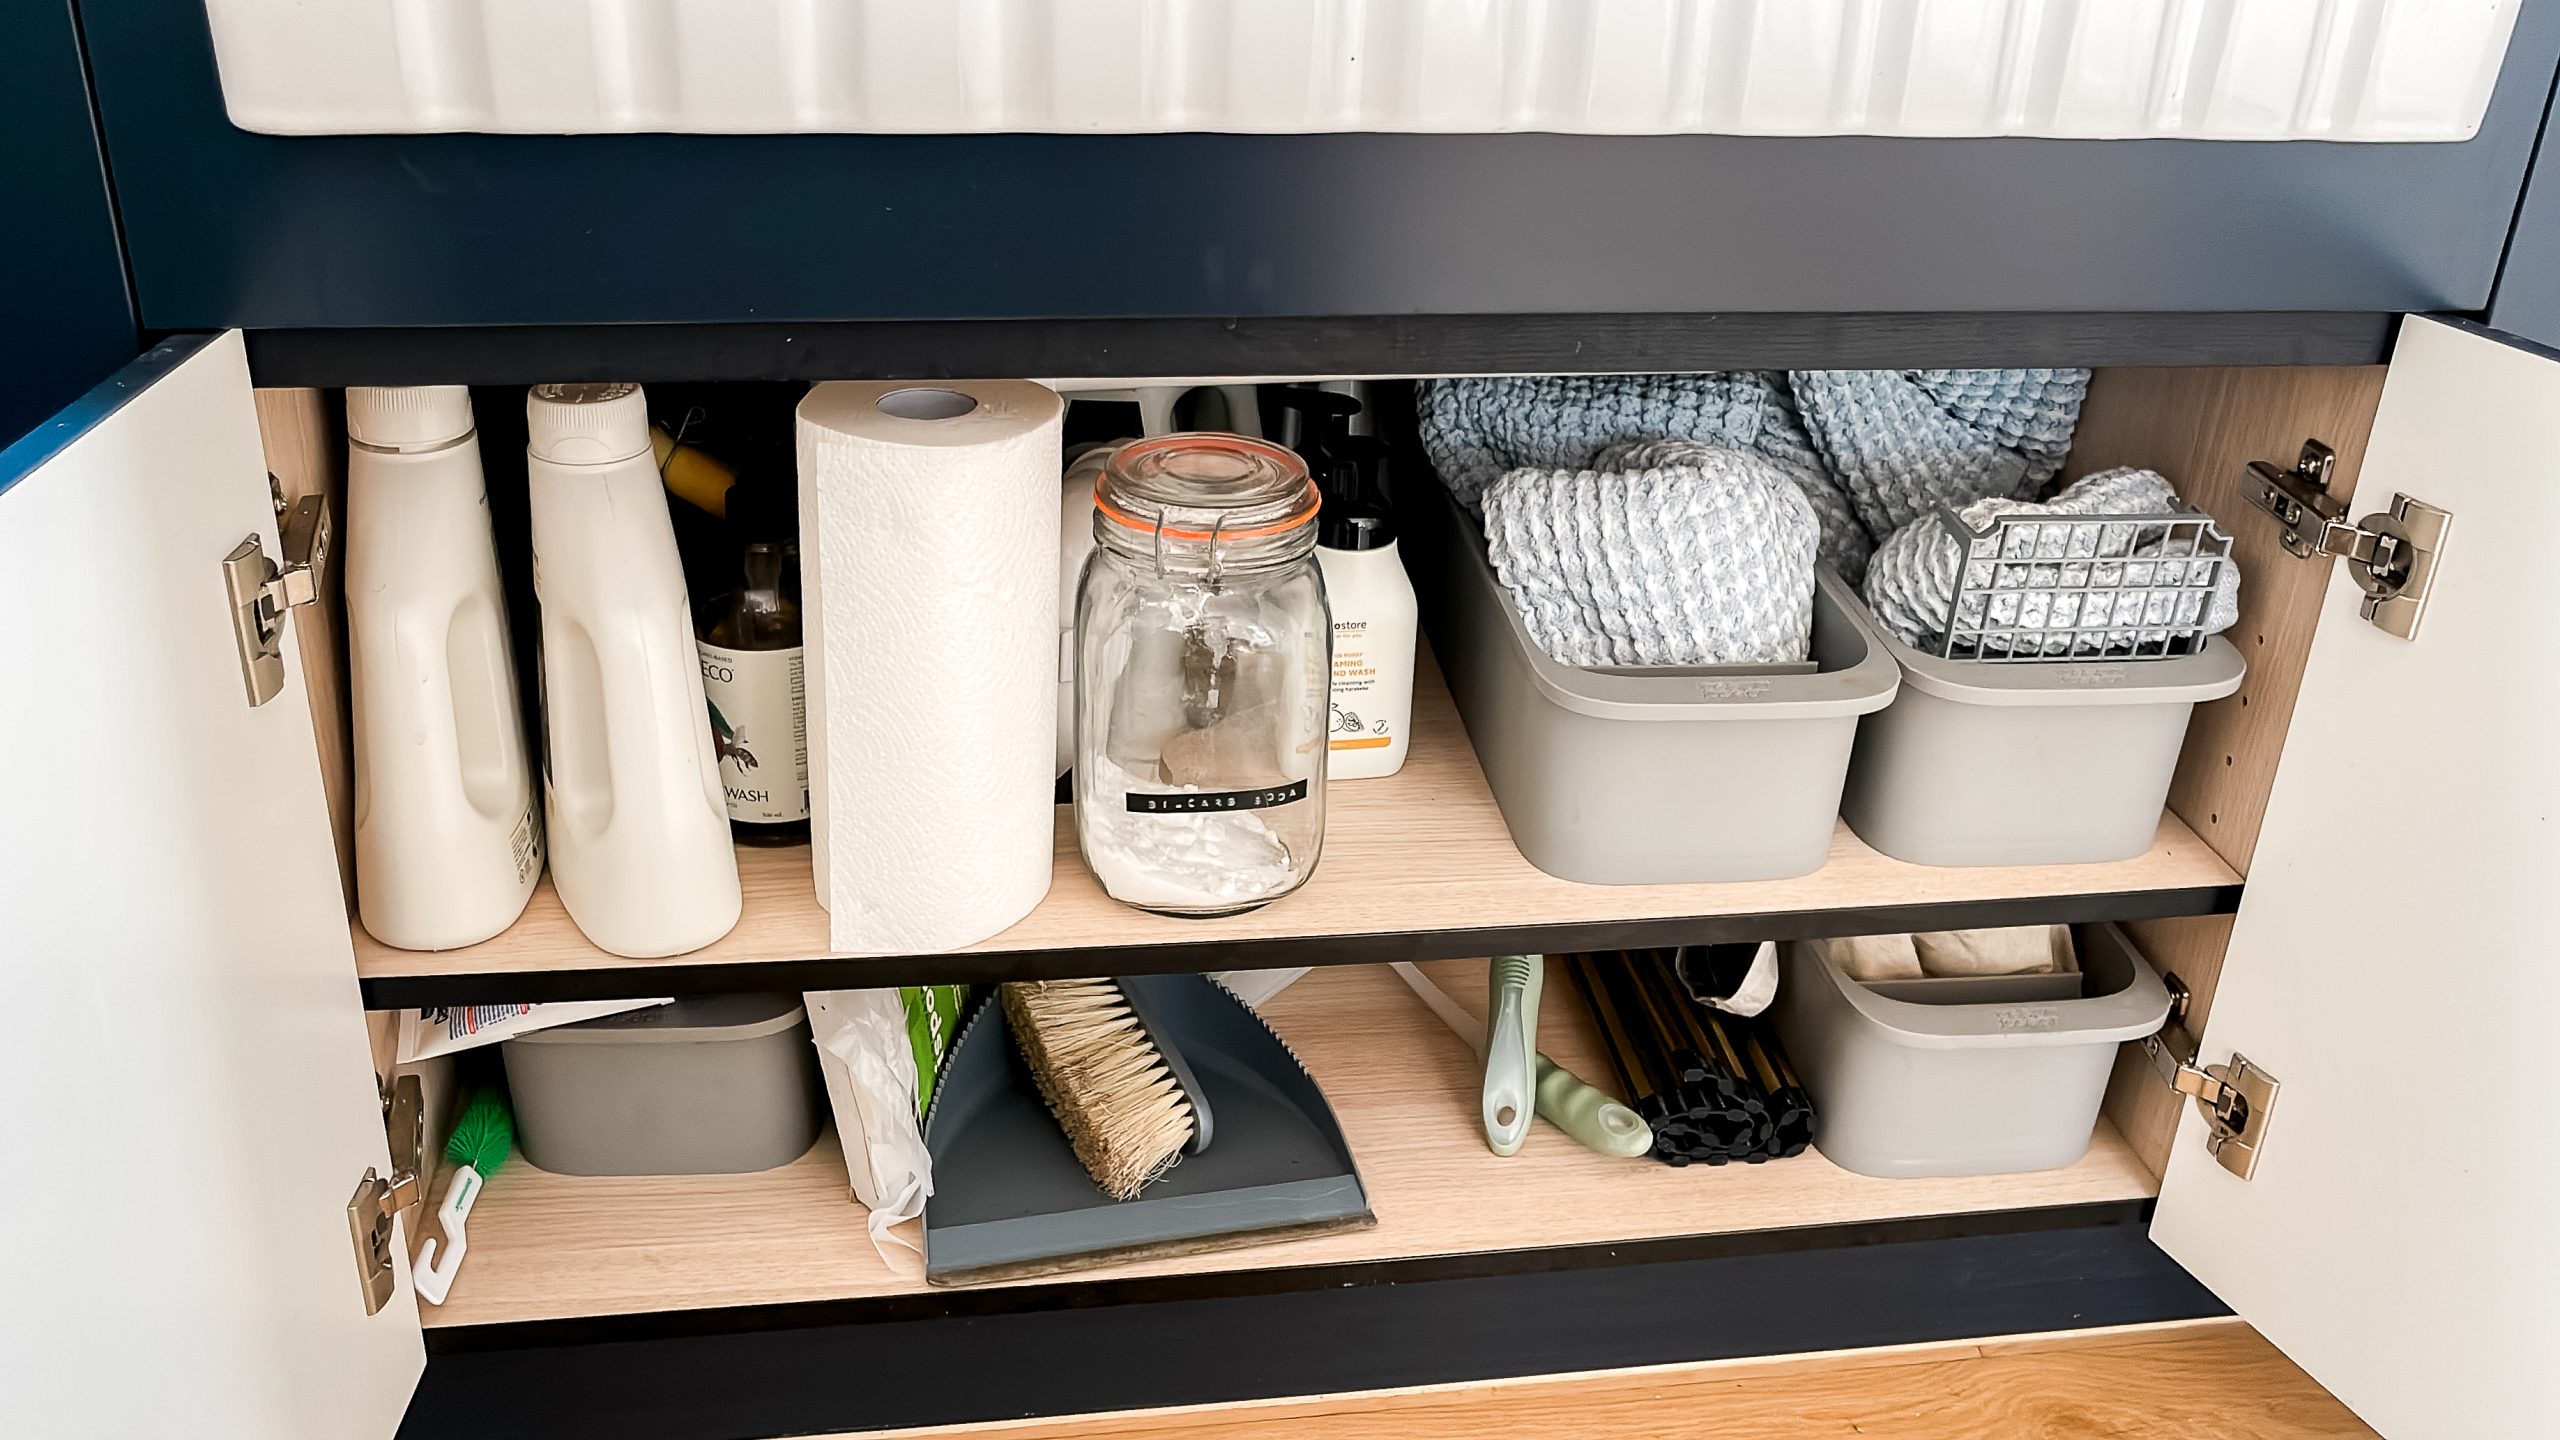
[1408,485,1900,884]
[1838,623,2244,866]
[1773,923,2170,1178]
[501,994,826,1176]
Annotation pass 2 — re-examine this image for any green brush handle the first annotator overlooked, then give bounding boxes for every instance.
[1533,1056,1655,1158]
[1483,955,1542,1156]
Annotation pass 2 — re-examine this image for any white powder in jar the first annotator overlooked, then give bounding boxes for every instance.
[1078,755,1301,911]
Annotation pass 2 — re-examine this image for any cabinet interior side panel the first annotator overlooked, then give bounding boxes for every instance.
[255,387,355,903]
[2100,913,2237,1179]
[2068,364,2384,1178]
[2064,365,2385,874]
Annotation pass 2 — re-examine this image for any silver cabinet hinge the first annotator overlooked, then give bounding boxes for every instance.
[222,479,331,707]
[2141,974,2280,1180]
[2246,439,2451,641]
[346,1074,425,1316]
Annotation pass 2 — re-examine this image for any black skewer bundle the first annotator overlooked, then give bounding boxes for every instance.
[1567,950,1816,1166]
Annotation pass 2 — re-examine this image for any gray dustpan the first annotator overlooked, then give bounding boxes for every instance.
[922,973,1374,1287]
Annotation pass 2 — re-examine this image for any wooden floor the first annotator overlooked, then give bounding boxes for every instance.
[830,1322,2373,1440]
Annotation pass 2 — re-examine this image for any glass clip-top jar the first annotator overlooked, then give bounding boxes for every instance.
[1075,434,1331,917]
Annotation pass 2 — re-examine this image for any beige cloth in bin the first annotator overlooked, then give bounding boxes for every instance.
[1832,932,1925,982]
[1915,926,2075,977]
[1830,926,2076,983]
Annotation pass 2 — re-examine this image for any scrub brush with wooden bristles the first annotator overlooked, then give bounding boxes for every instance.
[1002,977,1215,1200]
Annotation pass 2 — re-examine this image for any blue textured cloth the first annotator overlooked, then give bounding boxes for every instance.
[1416,369,2105,663]
[1788,368,2089,539]
[1418,373,1818,501]
[1481,440,1818,667]
[1417,373,1872,582]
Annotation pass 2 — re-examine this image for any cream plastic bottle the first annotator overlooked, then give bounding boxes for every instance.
[1056,446,1112,777]
[1316,437,1418,779]
[526,383,742,957]
[345,386,543,949]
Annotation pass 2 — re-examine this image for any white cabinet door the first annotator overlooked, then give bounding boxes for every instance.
[2151,317,2560,1438]
[0,335,421,1437]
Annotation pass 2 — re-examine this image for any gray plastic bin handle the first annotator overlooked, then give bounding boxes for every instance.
[1805,936,2171,1051]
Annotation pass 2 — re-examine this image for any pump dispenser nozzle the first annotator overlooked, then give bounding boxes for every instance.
[1266,388,1362,477]
[1320,434,1396,552]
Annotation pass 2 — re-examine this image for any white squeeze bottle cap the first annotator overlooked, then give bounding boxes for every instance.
[346,385,474,451]
[527,382,651,465]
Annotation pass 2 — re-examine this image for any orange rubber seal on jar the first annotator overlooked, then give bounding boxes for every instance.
[1095,434,1321,541]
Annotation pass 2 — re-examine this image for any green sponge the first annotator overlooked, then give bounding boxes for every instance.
[445,1087,515,1179]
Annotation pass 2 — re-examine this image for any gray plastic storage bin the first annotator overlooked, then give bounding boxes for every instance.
[501,994,826,1176]
[1408,485,1900,884]
[1772,924,2171,1178]
[1839,621,2244,867]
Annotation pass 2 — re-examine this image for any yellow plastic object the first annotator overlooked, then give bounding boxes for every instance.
[651,425,736,518]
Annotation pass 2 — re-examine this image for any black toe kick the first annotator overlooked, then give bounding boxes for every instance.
[398,1208,2223,1440]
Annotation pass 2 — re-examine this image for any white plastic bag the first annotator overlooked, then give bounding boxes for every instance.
[1209,966,1311,1008]
[805,989,938,1266]
[1673,941,1780,1016]
[391,1000,671,1063]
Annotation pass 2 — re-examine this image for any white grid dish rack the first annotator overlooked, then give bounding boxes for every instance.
[1932,507,2235,662]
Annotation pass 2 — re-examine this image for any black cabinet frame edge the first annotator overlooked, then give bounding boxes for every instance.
[358,882,2242,1007]
[425,1198,2155,1353]
[400,1206,2219,1440]
[247,312,2394,388]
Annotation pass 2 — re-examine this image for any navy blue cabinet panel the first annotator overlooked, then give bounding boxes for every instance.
[400,1216,2213,1440]
[6,1,136,441]
[2490,100,2560,348]
[82,0,2560,332]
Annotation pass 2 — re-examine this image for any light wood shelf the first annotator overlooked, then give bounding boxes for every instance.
[425,957,2159,1328]
[357,652,2239,1004]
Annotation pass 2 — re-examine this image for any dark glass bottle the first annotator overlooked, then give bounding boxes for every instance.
[696,479,810,845]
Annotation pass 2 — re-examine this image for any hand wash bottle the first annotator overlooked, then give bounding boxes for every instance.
[1315,435,1417,779]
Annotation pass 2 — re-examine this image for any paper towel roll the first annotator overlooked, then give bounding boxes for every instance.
[797,381,1064,951]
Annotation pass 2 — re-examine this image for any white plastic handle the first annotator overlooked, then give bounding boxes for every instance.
[410,1164,485,1306]
[1388,962,1483,1056]
[1394,958,1530,1148]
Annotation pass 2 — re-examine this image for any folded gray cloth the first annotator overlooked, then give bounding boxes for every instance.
[1481,440,1818,667]
[1788,368,2090,540]
[1863,467,2242,655]
[1417,375,1872,581]
[1599,437,1869,584]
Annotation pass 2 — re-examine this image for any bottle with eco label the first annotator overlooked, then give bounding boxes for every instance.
[526,382,742,958]
[1316,436,1418,780]
[344,385,543,950]
[696,480,810,844]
